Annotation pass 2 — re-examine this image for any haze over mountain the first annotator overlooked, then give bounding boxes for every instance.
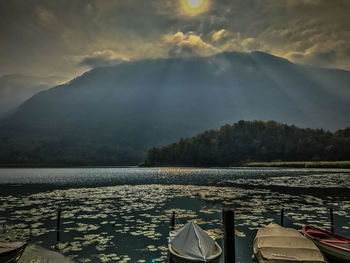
[0,74,67,119]
[0,51,349,165]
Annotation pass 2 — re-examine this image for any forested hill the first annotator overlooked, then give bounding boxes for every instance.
[144,121,350,167]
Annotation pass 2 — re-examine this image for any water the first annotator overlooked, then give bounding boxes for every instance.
[0,167,349,263]
[1,167,350,188]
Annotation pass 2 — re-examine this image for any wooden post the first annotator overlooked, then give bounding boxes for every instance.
[28,224,32,241]
[223,209,235,263]
[280,208,284,227]
[330,208,334,233]
[2,224,5,233]
[169,211,175,263]
[56,207,61,244]
[170,211,175,231]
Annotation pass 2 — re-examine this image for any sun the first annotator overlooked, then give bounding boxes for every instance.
[180,0,209,16]
[187,0,203,8]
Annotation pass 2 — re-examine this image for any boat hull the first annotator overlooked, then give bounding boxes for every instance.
[302,225,350,263]
[0,242,27,263]
[311,239,350,263]
[169,242,221,263]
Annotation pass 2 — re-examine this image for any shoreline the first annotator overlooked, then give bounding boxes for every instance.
[0,165,139,168]
[1,161,350,169]
[244,161,350,169]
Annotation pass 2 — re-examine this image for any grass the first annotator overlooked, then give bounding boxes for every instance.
[244,161,350,168]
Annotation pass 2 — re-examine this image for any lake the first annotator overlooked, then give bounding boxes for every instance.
[0,167,349,263]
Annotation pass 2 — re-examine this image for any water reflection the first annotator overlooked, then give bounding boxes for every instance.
[0,167,349,188]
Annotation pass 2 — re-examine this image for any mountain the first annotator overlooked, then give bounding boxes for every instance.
[0,74,67,119]
[0,51,349,166]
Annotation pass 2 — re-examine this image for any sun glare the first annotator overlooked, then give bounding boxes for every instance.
[187,0,202,8]
[181,0,208,16]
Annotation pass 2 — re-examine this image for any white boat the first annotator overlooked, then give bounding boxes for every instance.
[253,223,327,263]
[168,221,222,263]
[0,241,27,263]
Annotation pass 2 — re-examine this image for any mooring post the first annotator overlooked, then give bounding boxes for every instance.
[2,224,5,233]
[170,210,175,231]
[281,208,284,227]
[330,208,334,233]
[223,209,235,263]
[56,207,61,244]
[28,224,32,241]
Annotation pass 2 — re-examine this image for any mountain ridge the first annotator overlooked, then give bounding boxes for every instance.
[0,51,349,165]
[0,74,67,119]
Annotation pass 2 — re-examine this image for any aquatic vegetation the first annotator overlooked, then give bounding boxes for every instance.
[221,172,350,188]
[0,169,349,262]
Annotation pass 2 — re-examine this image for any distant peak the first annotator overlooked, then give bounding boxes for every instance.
[211,50,291,64]
[250,51,291,63]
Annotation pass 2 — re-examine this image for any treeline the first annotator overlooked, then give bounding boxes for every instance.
[144,120,350,167]
[0,137,144,167]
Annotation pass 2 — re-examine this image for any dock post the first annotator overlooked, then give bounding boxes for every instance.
[223,209,235,263]
[330,208,334,233]
[56,207,61,245]
[28,224,32,241]
[280,208,284,227]
[2,224,5,234]
[170,211,175,231]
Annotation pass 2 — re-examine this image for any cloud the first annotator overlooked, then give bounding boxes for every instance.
[283,39,350,69]
[35,6,57,25]
[212,29,230,42]
[241,37,261,51]
[79,50,130,68]
[214,32,263,53]
[162,32,217,57]
[0,0,350,77]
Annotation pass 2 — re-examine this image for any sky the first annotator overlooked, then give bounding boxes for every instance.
[0,0,349,79]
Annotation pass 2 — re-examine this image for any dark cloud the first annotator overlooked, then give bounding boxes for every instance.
[0,0,349,78]
[168,45,197,58]
[307,51,338,66]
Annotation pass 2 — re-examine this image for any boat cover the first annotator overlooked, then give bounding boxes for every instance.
[254,223,327,262]
[169,221,215,261]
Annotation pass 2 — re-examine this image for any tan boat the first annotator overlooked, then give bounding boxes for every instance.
[253,223,327,263]
[0,241,27,263]
[168,221,222,263]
